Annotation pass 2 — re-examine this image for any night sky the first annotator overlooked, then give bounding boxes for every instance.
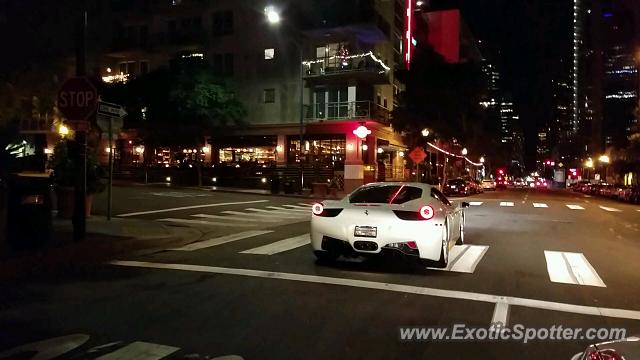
[432,0,573,168]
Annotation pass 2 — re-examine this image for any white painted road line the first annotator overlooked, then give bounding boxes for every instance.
[241,234,310,255]
[499,202,514,207]
[158,218,255,227]
[266,206,309,212]
[599,206,621,212]
[245,208,307,217]
[170,230,273,251]
[533,203,548,208]
[469,201,483,206]
[117,200,269,217]
[544,251,606,287]
[222,210,302,219]
[491,302,510,327]
[110,260,640,321]
[431,245,489,273]
[191,214,280,222]
[297,203,312,207]
[96,341,179,360]
[566,204,585,210]
[282,204,313,210]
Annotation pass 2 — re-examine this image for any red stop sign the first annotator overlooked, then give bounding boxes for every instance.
[57,77,98,121]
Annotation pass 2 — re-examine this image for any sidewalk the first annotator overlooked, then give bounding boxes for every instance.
[0,216,200,282]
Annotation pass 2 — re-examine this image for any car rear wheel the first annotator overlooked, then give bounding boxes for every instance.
[456,217,465,245]
[434,222,450,268]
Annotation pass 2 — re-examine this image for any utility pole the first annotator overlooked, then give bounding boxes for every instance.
[73,2,88,241]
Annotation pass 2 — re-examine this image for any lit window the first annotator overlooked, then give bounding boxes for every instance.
[264,89,275,103]
[264,48,275,60]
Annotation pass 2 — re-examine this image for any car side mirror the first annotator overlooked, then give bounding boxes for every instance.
[461,202,470,208]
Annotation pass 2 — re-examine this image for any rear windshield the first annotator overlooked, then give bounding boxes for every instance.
[483,180,493,183]
[349,185,423,204]
[447,179,465,185]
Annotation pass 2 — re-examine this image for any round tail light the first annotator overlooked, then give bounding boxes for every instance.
[311,203,324,216]
[419,205,434,220]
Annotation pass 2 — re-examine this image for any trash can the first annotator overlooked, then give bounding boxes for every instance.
[7,175,53,249]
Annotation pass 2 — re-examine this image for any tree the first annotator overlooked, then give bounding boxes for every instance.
[102,62,247,184]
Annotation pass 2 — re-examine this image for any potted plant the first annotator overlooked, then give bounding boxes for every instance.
[50,140,106,218]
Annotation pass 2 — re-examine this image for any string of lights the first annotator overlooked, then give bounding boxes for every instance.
[426,142,483,167]
[302,51,391,72]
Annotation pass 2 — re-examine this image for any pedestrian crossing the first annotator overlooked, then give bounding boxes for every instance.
[462,201,632,213]
[158,203,313,229]
[163,227,609,288]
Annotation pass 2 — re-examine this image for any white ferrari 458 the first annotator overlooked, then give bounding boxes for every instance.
[311,182,469,268]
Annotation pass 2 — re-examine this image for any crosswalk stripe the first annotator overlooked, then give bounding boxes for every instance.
[298,203,312,206]
[469,201,483,206]
[246,208,308,216]
[499,202,514,207]
[266,206,309,212]
[533,203,548,208]
[96,341,179,360]
[170,230,273,251]
[431,245,489,273]
[599,206,621,212]
[222,210,298,219]
[241,234,310,255]
[282,204,313,210]
[190,214,281,222]
[544,251,606,287]
[566,204,585,210]
[158,218,255,227]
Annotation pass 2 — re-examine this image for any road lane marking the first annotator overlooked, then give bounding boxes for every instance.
[222,210,303,219]
[170,230,273,251]
[117,200,269,217]
[298,203,312,206]
[499,202,514,207]
[544,251,606,287]
[469,201,483,206]
[191,214,281,222]
[599,206,621,212]
[431,245,489,273]
[96,341,179,360]
[266,206,309,212]
[491,302,510,327]
[532,203,548,208]
[110,260,640,321]
[566,204,585,210]
[282,204,313,210]
[0,334,90,360]
[158,218,255,227]
[245,208,308,217]
[240,234,310,255]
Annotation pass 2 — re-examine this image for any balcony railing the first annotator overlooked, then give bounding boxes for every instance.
[305,100,390,124]
[303,53,391,80]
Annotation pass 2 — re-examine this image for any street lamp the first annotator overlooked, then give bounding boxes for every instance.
[461,148,468,156]
[598,155,610,164]
[265,5,304,192]
[584,158,594,168]
[264,6,281,24]
[421,128,430,137]
[58,124,70,137]
[480,156,485,163]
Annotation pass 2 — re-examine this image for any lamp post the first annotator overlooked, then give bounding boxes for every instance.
[265,5,304,192]
[598,154,610,182]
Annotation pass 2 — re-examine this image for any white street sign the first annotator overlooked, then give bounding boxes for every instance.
[98,101,127,118]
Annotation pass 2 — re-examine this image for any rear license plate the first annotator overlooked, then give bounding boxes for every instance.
[354,226,377,238]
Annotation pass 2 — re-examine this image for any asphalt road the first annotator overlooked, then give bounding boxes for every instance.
[2,185,640,359]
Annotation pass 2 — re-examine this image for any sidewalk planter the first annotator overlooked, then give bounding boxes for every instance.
[312,182,329,197]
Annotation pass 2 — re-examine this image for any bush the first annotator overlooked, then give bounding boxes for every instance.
[50,140,106,194]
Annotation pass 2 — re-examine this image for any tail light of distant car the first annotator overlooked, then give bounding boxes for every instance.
[311,203,344,217]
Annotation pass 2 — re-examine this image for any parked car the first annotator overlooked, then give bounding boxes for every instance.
[443,178,470,196]
[513,178,525,188]
[481,179,496,191]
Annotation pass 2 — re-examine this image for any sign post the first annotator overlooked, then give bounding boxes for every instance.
[57,77,98,241]
[408,147,427,183]
[97,101,126,221]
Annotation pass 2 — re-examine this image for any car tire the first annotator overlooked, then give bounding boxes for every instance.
[434,222,450,268]
[456,216,465,245]
[314,250,339,262]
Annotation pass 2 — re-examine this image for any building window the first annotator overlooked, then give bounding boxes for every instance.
[119,61,136,75]
[264,48,275,60]
[140,61,149,74]
[212,11,233,36]
[212,53,233,76]
[383,97,388,108]
[264,89,276,103]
